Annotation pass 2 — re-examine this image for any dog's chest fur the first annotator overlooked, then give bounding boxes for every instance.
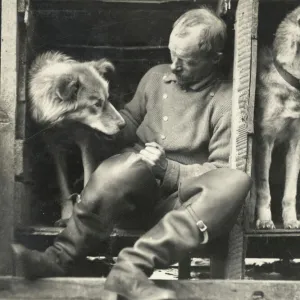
[257,66,300,142]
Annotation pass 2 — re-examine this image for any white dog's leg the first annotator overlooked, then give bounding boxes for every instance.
[52,150,71,199]
[51,149,74,224]
[76,136,98,187]
[282,136,300,229]
[256,136,276,229]
[44,132,73,226]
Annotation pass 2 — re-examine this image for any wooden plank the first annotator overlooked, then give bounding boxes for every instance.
[247,227,300,237]
[15,226,144,237]
[51,45,170,61]
[57,45,168,50]
[31,0,226,4]
[244,0,259,231]
[0,0,18,276]
[16,226,300,258]
[14,226,144,255]
[14,226,220,258]
[247,236,300,258]
[226,0,257,279]
[31,9,184,47]
[30,2,215,12]
[259,0,298,2]
[16,15,28,140]
[1,277,300,299]
[58,0,217,2]
[244,138,255,228]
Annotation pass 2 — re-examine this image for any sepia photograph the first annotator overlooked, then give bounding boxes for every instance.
[1,0,300,299]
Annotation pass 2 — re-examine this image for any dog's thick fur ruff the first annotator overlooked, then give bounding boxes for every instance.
[29,51,125,225]
[255,6,300,229]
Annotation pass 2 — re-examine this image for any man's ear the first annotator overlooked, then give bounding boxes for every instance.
[56,74,79,102]
[91,59,115,81]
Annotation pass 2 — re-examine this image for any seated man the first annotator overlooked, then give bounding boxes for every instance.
[13,7,251,300]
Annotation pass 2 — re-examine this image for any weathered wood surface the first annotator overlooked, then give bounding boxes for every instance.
[16,225,300,259]
[244,0,259,232]
[30,9,194,47]
[31,0,228,4]
[0,0,18,276]
[1,277,300,299]
[226,0,259,279]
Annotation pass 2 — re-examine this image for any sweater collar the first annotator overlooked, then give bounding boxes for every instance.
[163,69,217,91]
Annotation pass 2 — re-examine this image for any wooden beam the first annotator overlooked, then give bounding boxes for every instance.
[31,0,228,3]
[259,0,298,2]
[1,277,300,299]
[30,0,229,11]
[226,0,257,279]
[0,0,18,276]
[244,0,259,231]
[51,45,170,61]
[54,45,168,51]
[29,0,299,7]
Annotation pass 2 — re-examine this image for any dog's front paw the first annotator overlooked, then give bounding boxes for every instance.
[283,219,300,229]
[256,219,276,229]
[54,218,69,227]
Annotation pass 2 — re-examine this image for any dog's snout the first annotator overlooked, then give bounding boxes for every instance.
[118,119,126,129]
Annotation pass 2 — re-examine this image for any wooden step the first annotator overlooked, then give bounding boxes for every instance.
[14,226,223,257]
[15,225,300,259]
[1,276,300,300]
[247,229,300,238]
[246,222,300,238]
[15,226,144,256]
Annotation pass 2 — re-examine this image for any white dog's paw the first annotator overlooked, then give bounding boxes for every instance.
[256,219,276,230]
[283,220,300,229]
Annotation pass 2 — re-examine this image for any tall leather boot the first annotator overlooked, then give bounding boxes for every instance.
[104,168,252,300]
[12,152,160,279]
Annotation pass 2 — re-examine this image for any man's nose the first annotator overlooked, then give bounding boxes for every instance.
[171,58,182,72]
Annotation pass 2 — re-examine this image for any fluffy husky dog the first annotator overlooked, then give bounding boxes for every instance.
[256,6,300,229]
[29,51,125,225]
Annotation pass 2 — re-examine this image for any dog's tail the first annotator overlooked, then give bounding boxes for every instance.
[29,51,75,78]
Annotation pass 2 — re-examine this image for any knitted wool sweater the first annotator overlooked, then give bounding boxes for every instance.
[118,64,232,196]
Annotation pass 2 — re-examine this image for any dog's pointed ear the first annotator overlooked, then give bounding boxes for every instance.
[91,59,115,81]
[56,74,79,102]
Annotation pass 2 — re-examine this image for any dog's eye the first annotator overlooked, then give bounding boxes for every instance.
[94,101,102,108]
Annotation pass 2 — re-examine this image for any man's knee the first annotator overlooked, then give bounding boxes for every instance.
[80,152,160,212]
[179,168,252,205]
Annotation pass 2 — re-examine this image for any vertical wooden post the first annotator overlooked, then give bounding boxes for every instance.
[178,257,191,279]
[225,0,259,279]
[0,0,18,275]
[15,1,32,228]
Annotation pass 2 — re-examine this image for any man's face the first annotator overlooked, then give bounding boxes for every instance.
[168,28,216,87]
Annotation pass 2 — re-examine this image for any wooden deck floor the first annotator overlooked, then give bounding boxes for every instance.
[1,277,300,300]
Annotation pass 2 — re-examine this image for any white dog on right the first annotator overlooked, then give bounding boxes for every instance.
[255,6,300,229]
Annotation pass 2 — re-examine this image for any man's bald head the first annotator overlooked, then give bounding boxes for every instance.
[172,7,227,55]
